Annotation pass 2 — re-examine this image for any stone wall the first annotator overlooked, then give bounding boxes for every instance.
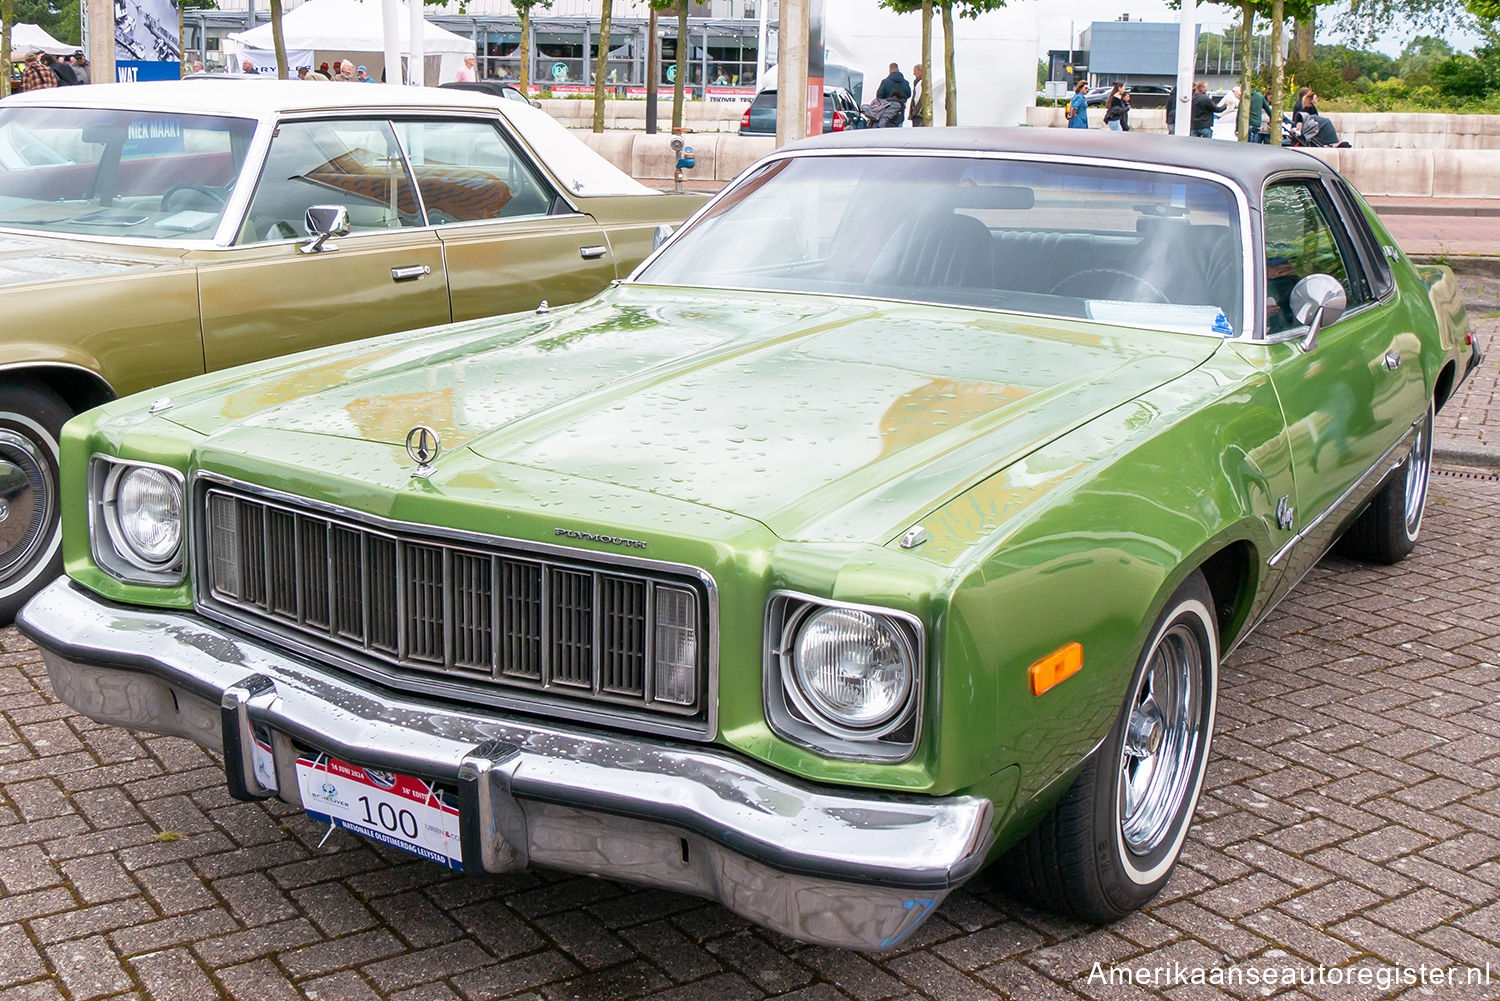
[573,114,1500,197]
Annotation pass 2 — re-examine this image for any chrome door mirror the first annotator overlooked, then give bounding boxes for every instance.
[1290,273,1346,352]
[652,223,674,250]
[301,205,350,255]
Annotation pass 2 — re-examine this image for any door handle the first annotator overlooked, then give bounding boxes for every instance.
[1384,349,1402,370]
[579,246,608,260]
[391,265,431,282]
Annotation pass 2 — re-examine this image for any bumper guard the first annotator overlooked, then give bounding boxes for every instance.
[18,578,995,950]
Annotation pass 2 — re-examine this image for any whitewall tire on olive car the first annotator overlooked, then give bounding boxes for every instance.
[0,383,71,623]
[1006,571,1219,922]
[1337,400,1434,566]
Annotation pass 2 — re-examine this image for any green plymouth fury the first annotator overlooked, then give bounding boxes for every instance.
[20,131,1478,950]
[0,80,702,620]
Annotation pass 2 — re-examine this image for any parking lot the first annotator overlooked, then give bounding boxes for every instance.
[2,314,1498,1001]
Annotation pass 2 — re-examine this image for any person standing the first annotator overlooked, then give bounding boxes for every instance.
[1247,88,1272,143]
[454,54,478,83]
[876,62,911,127]
[1066,80,1089,129]
[43,53,76,86]
[72,52,91,84]
[20,53,58,91]
[1103,81,1130,131]
[335,60,358,81]
[1189,82,1221,138]
[356,65,375,82]
[909,64,926,127]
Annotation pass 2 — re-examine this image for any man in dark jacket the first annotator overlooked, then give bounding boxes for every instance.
[43,53,77,86]
[1189,82,1222,138]
[875,63,910,126]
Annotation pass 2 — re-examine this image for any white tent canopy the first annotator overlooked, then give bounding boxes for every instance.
[225,0,473,82]
[6,23,77,58]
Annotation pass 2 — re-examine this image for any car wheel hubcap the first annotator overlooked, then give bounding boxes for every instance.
[1119,623,1203,855]
[0,430,53,582]
[1403,414,1431,538]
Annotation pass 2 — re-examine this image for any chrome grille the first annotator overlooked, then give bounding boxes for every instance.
[198,485,707,723]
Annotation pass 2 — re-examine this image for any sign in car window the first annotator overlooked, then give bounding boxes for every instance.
[123,117,185,157]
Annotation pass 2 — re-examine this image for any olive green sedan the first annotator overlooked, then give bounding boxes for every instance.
[19,130,1478,949]
[0,80,703,618]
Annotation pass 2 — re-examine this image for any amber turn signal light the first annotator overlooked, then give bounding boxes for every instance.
[1029,642,1082,696]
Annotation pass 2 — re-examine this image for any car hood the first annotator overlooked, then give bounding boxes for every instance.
[162,286,1222,546]
[0,233,189,288]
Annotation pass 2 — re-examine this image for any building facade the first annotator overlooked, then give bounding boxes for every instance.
[185,0,774,94]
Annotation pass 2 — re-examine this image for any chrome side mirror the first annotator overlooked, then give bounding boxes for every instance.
[301,204,350,255]
[652,223,674,250]
[1290,273,1346,352]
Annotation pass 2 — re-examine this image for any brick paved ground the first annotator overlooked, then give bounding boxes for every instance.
[4,297,1500,1000]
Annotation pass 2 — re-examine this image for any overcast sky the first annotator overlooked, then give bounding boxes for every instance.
[1032,0,1484,60]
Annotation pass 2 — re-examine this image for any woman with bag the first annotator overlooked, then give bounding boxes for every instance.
[1066,80,1089,129]
[1104,82,1131,132]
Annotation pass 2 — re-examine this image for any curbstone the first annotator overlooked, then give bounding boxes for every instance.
[1411,254,1500,279]
[1433,443,1500,468]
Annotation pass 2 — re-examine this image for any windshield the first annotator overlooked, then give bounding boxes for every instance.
[637,153,1244,337]
[0,108,257,241]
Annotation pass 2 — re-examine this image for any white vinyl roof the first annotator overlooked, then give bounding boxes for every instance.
[1,81,656,198]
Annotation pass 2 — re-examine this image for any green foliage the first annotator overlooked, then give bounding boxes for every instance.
[14,0,72,40]
[1342,0,1469,46]
[1036,59,1046,88]
[1469,0,1500,21]
[1434,52,1490,95]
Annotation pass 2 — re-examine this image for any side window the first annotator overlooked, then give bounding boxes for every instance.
[241,119,420,245]
[1330,178,1395,301]
[1262,180,1366,335]
[392,119,556,224]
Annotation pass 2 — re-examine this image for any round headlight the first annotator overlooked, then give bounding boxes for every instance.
[789,606,914,731]
[112,466,182,567]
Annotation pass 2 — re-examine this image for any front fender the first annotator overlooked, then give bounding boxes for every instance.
[926,347,1291,839]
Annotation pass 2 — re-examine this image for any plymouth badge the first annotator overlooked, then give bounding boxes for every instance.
[406,425,441,478]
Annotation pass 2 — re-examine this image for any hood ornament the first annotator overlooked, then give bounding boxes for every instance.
[406,425,441,479]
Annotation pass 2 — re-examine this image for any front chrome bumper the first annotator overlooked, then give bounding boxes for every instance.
[18,578,994,951]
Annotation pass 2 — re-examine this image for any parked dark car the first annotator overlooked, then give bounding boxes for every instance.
[439,79,541,109]
[739,86,867,136]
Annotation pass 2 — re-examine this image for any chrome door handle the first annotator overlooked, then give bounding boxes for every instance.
[391,265,431,282]
[1384,349,1402,370]
[579,246,608,260]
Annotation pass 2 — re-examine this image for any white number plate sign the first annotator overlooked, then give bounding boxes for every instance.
[295,753,463,870]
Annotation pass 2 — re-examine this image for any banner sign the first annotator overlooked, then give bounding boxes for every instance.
[234,49,318,75]
[705,86,755,103]
[115,0,180,79]
[116,61,181,82]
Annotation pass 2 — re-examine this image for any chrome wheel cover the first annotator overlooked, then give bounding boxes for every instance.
[1403,411,1432,539]
[0,428,54,584]
[1118,623,1205,855]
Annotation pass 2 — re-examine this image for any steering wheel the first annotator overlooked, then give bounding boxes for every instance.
[160,183,229,213]
[1051,268,1169,304]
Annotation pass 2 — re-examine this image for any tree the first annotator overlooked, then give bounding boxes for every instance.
[1341,0,1469,45]
[269,0,288,78]
[920,0,932,125]
[939,0,955,124]
[513,0,552,94]
[591,0,612,131]
[1469,0,1499,19]
[673,0,687,132]
[880,0,1007,126]
[1,0,12,99]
